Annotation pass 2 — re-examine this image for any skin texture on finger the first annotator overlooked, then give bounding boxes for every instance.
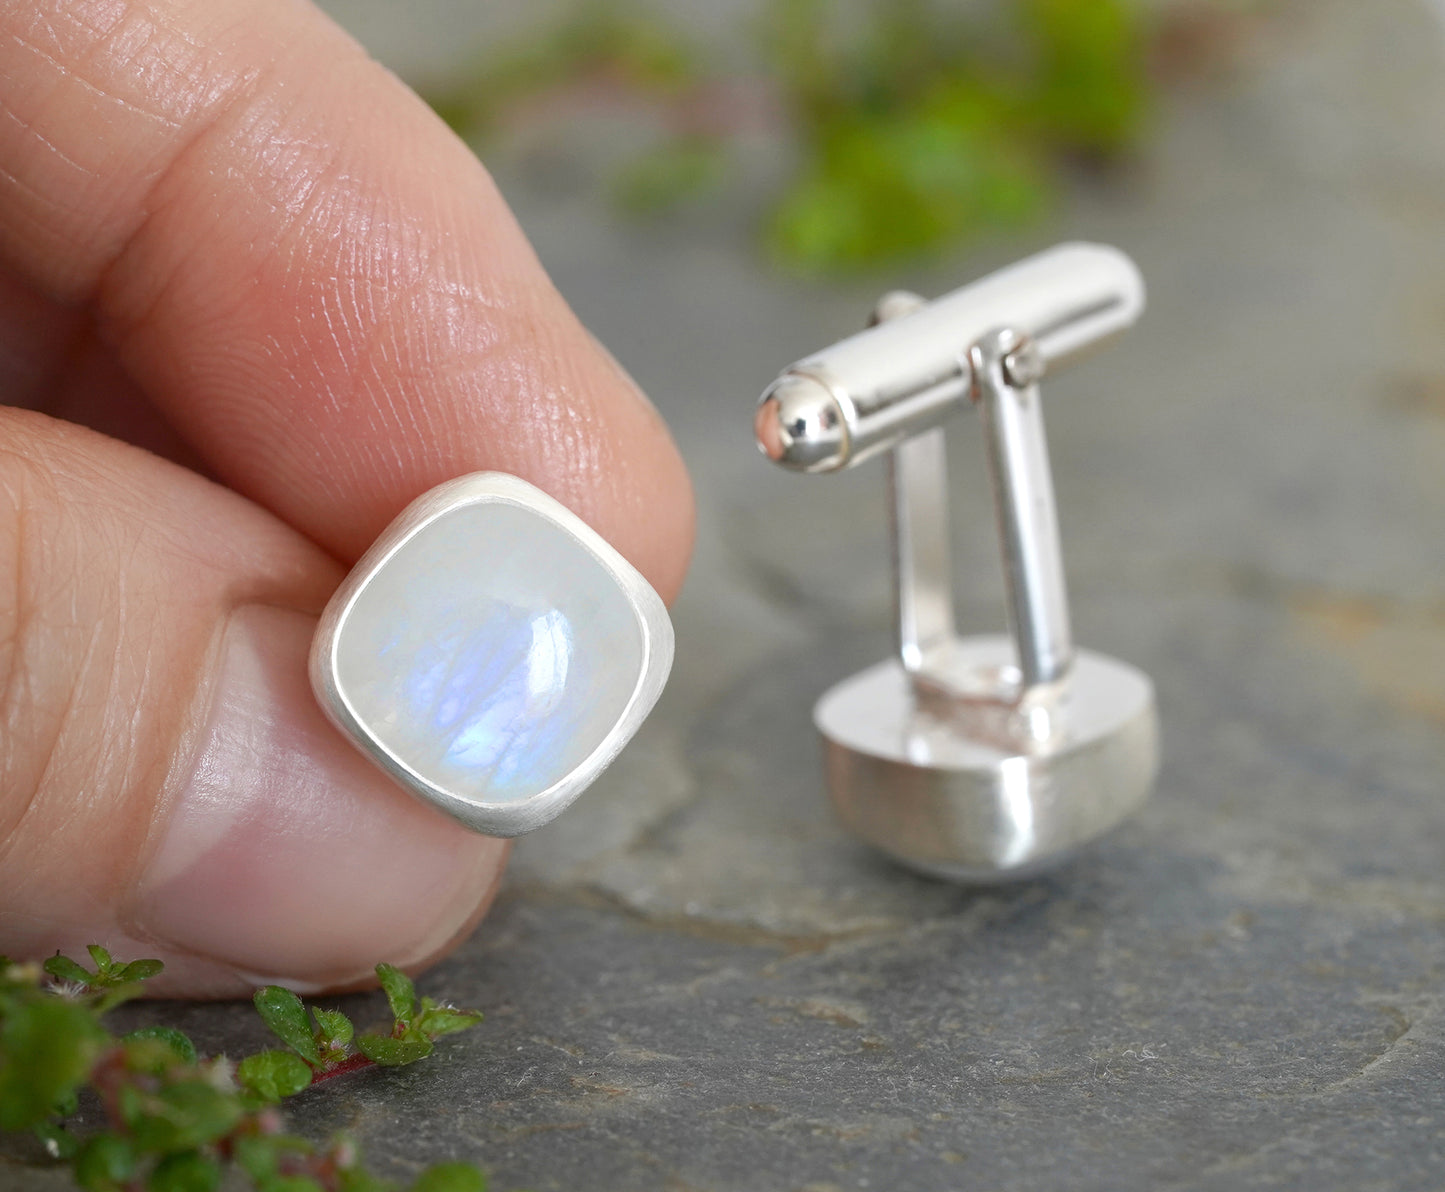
[0,0,695,595]
[0,408,508,997]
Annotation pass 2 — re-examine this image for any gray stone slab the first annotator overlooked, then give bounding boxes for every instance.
[9,0,1445,1189]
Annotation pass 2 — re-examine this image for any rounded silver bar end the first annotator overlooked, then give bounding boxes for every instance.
[754,374,848,473]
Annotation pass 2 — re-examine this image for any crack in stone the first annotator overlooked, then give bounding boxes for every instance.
[499,881,897,957]
[1170,995,1443,1185]
[1311,995,1440,1096]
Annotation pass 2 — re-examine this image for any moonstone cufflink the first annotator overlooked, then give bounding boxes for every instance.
[310,473,673,837]
[754,243,1159,881]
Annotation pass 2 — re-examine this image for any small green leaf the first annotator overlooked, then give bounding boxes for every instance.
[43,955,93,986]
[90,983,147,1015]
[148,1151,222,1192]
[233,1134,290,1181]
[124,1026,198,1068]
[311,1007,354,1048]
[376,964,415,1024]
[253,986,321,1064]
[85,945,113,974]
[415,1004,483,1039]
[237,1050,314,1103]
[126,1080,243,1152]
[118,958,165,983]
[115,1083,145,1129]
[0,997,107,1130]
[122,1037,185,1076]
[355,1033,432,1066]
[33,1119,79,1160]
[73,1133,135,1191]
[410,1162,487,1192]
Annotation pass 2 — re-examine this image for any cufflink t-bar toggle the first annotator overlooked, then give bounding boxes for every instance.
[754,243,1159,881]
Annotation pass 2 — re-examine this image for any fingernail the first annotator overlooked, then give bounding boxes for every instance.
[132,605,507,987]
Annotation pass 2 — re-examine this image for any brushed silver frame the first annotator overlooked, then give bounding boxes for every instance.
[309,472,674,837]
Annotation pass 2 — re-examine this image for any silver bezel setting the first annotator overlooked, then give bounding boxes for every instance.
[309,472,674,837]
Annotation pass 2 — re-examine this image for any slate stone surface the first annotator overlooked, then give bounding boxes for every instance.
[8,0,1445,1189]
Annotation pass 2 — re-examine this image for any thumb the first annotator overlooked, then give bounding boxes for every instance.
[0,411,509,997]
[0,0,696,997]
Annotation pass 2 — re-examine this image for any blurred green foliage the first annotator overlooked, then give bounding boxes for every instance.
[427,0,1151,274]
[759,0,1143,270]
[610,135,730,216]
[427,1,695,137]
[1,950,486,1192]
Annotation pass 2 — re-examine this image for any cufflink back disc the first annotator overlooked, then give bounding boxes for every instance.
[310,473,674,837]
[754,243,1160,881]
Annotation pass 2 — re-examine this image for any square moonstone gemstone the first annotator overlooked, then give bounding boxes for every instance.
[311,474,672,836]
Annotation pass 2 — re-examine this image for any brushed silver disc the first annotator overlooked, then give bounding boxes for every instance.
[815,636,1158,882]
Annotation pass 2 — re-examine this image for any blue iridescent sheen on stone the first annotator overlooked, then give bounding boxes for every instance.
[334,501,645,803]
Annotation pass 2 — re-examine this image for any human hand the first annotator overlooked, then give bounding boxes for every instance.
[0,0,694,996]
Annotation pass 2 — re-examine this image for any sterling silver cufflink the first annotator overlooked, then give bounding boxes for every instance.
[310,472,674,837]
[754,242,1159,881]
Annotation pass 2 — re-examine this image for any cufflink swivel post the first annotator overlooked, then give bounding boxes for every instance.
[754,243,1159,881]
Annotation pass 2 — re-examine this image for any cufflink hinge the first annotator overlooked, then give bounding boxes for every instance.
[755,243,1160,881]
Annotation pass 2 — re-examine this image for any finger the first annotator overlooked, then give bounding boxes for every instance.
[0,408,509,997]
[39,332,213,471]
[0,262,83,409]
[0,0,694,595]
[0,260,217,471]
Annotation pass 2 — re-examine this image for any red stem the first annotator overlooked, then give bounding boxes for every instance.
[309,1053,375,1085]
